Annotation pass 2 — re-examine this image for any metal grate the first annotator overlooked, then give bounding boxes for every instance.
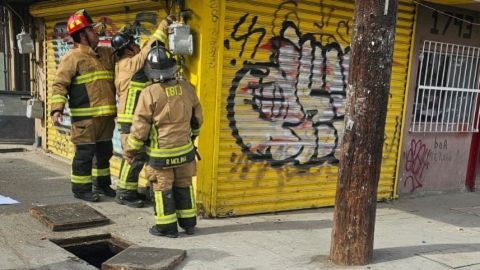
[411,40,480,132]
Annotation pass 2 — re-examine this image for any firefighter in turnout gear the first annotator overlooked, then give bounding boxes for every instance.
[112,16,176,208]
[124,46,202,237]
[50,9,116,202]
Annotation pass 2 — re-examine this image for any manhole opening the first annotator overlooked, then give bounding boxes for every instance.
[50,233,131,269]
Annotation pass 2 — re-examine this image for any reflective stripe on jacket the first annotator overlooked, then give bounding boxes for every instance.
[116,72,151,131]
[125,80,203,169]
[50,44,116,122]
[115,19,170,133]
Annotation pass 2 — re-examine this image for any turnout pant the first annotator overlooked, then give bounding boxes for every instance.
[70,116,115,194]
[117,133,147,194]
[146,161,197,233]
[71,141,113,193]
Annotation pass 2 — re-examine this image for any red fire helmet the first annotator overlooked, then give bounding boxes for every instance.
[66,9,93,35]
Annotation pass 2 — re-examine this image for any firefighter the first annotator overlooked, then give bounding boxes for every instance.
[112,15,175,208]
[124,46,202,237]
[50,9,116,202]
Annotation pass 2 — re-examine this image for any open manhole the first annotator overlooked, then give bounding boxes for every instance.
[50,233,131,269]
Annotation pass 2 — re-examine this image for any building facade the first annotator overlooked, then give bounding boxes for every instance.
[397,1,480,195]
[28,0,479,217]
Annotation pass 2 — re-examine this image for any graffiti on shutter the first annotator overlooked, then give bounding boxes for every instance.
[214,0,414,216]
[225,1,351,168]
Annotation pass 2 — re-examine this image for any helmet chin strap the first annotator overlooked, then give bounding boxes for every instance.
[84,31,96,50]
[159,77,175,83]
[88,36,96,50]
[126,46,136,56]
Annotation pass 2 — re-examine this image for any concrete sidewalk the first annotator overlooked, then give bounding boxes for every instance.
[1,145,480,270]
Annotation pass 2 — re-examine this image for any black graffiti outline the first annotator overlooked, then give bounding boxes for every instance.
[312,1,351,45]
[271,0,300,36]
[336,20,350,44]
[314,0,334,29]
[227,20,350,168]
[231,13,266,59]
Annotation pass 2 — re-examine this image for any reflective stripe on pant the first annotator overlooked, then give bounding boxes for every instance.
[147,162,196,232]
[153,190,178,233]
[119,133,148,192]
[117,152,147,191]
[174,185,197,229]
[92,141,113,188]
[71,141,113,194]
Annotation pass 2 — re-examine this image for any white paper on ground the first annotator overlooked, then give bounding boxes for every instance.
[0,195,19,205]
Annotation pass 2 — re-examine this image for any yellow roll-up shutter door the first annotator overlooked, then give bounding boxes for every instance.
[213,0,415,216]
[37,1,165,180]
[30,0,164,19]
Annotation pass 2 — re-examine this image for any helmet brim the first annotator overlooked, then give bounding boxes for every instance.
[144,65,176,81]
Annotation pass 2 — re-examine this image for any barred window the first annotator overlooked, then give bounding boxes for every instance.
[411,40,480,132]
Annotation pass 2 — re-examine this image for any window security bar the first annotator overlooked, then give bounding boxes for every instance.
[411,40,480,133]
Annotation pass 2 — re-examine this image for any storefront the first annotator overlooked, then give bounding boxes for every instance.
[188,0,415,216]
[397,1,480,194]
[30,0,415,217]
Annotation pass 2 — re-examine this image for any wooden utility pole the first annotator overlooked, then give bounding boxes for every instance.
[330,0,399,265]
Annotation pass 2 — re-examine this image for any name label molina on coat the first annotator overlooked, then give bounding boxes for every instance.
[166,155,188,166]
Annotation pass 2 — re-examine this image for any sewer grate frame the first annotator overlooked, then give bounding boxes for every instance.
[50,233,133,269]
[30,202,111,231]
[103,246,187,270]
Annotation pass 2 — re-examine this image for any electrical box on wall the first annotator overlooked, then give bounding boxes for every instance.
[26,99,43,119]
[168,22,193,56]
[17,29,34,54]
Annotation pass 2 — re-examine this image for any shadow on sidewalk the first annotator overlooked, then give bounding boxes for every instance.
[372,243,480,264]
[386,192,480,228]
[197,219,333,235]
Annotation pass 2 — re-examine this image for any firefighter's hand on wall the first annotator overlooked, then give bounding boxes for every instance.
[52,111,64,126]
[157,15,176,34]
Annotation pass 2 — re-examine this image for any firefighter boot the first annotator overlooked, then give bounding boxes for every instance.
[184,227,195,235]
[149,225,178,238]
[115,190,144,208]
[93,185,116,197]
[74,191,100,202]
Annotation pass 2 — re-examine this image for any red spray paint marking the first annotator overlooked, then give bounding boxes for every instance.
[404,139,431,192]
